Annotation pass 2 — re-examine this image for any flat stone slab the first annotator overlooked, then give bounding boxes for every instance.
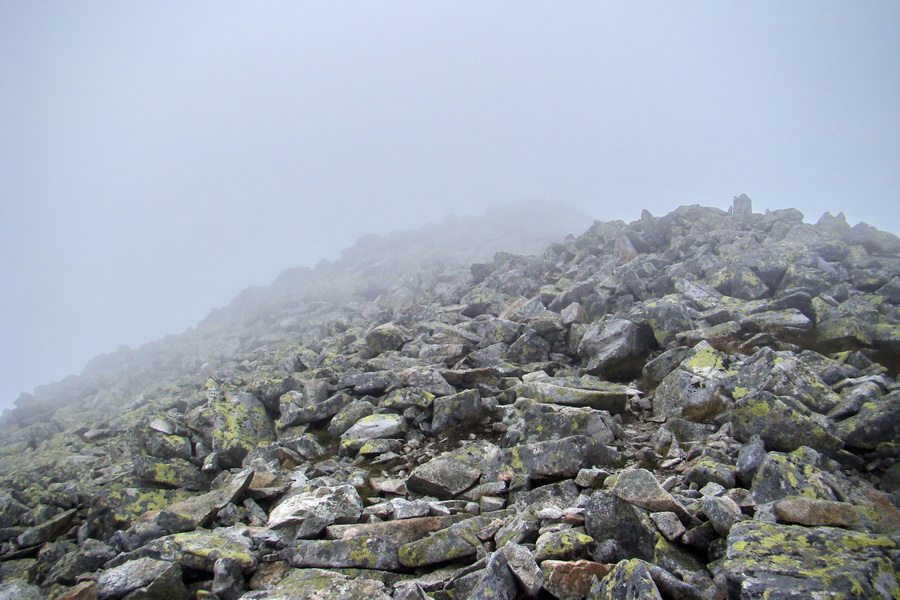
[517,381,629,414]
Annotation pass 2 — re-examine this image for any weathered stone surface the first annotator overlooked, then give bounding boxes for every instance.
[736,435,766,486]
[739,308,812,335]
[683,452,736,489]
[506,328,551,363]
[55,581,97,600]
[141,527,256,572]
[501,398,614,446]
[838,390,900,450]
[750,448,839,506]
[365,322,409,356]
[267,484,363,538]
[542,559,614,600]
[628,295,695,348]
[212,557,246,600]
[16,508,77,548]
[653,341,731,422]
[467,550,518,600]
[500,436,624,483]
[731,390,843,456]
[398,366,456,396]
[650,511,686,541]
[773,496,859,528]
[47,538,117,585]
[700,494,746,536]
[499,542,544,597]
[340,413,406,453]
[406,440,502,498]
[199,392,276,468]
[399,515,504,567]
[0,581,44,600]
[132,455,212,491]
[517,378,630,414]
[641,346,692,387]
[585,491,657,563]
[96,557,188,600]
[731,349,841,414]
[534,528,594,562]
[326,514,465,543]
[719,521,900,599]
[279,389,349,429]
[577,317,654,378]
[588,558,662,600]
[609,468,688,516]
[407,456,483,499]
[282,535,402,570]
[327,399,376,437]
[151,469,253,530]
[337,369,397,395]
[243,568,392,599]
[431,389,484,434]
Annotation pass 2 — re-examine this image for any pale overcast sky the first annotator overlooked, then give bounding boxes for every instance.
[1,2,899,409]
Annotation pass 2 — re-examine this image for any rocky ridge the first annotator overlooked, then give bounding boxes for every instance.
[1,196,900,599]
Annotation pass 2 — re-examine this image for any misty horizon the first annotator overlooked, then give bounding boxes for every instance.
[3,2,899,410]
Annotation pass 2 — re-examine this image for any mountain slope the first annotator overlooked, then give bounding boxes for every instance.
[1,196,900,600]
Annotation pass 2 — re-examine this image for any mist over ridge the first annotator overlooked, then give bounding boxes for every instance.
[2,198,594,415]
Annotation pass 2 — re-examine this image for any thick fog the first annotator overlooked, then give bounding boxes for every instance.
[2,2,899,411]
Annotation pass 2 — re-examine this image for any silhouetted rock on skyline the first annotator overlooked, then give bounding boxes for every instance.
[1,196,899,599]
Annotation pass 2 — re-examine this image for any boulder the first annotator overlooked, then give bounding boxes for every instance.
[340,413,406,453]
[47,539,117,585]
[628,295,696,347]
[407,440,502,498]
[267,484,363,538]
[773,496,858,528]
[282,535,402,571]
[399,514,505,568]
[516,379,629,414]
[364,322,409,356]
[542,560,614,600]
[585,491,657,563]
[500,436,624,484]
[431,389,485,434]
[327,399,376,437]
[96,557,188,600]
[140,527,257,573]
[243,568,391,600]
[466,550,519,600]
[719,521,900,599]
[577,318,654,378]
[132,456,212,491]
[534,529,594,562]
[0,581,44,600]
[507,329,551,364]
[588,558,662,600]
[750,448,839,506]
[199,392,275,468]
[279,389,350,428]
[210,557,246,600]
[838,390,900,450]
[499,542,544,597]
[501,398,615,446]
[609,468,689,518]
[16,508,77,548]
[653,341,731,422]
[731,390,843,456]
